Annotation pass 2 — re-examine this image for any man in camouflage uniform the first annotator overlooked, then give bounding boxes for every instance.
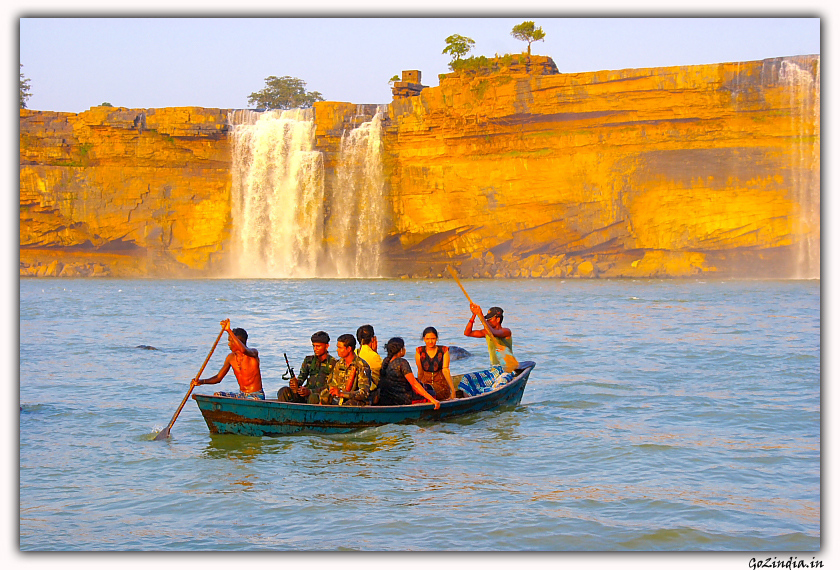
[320,334,372,406]
[278,331,336,404]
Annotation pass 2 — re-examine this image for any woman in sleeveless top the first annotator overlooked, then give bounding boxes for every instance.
[378,337,439,408]
[415,327,455,401]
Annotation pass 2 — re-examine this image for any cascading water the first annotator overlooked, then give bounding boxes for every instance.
[227,106,387,278]
[779,57,820,280]
[326,107,387,277]
[228,109,325,277]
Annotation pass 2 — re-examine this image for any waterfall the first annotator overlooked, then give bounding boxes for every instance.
[326,107,387,277]
[228,108,325,277]
[227,107,386,278]
[780,57,820,280]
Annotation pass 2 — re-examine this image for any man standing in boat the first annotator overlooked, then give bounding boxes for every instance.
[191,319,265,399]
[463,304,516,369]
[320,334,372,406]
[278,331,336,404]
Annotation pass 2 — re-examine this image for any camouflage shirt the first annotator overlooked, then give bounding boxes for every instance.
[297,354,337,394]
[325,353,372,402]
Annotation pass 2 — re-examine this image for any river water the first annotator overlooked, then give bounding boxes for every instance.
[18,278,820,553]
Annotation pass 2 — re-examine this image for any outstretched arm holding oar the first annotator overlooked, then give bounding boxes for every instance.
[464,303,511,340]
[191,319,260,389]
[447,265,518,373]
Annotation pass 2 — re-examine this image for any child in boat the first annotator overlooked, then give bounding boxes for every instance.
[415,326,455,401]
[377,337,440,409]
[191,319,264,399]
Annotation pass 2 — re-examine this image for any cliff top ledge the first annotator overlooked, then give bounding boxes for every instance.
[438,54,559,83]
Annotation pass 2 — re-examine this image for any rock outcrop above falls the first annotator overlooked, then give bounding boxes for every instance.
[20,54,820,279]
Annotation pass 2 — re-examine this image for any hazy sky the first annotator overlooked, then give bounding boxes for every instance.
[19,16,820,113]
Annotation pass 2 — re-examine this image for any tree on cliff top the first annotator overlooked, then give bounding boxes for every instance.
[511,21,545,57]
[442,34,475,69]
[20,64,32,109]
[247,75,324,110]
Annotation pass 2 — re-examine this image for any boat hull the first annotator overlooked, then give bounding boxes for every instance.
[193,361,535,436]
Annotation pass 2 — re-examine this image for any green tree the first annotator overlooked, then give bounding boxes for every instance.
[511,21,546,57]
[247,75,324,110]
[442,34,475,68]
[20,64,32,109]
[100,102,114,107]
[389,74,400,85]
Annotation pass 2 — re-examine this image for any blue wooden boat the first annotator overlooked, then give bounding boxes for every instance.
[192,361,535,436]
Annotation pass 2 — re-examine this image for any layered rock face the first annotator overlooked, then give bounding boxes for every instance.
[383,54,820,279]
[20,54,820,279]
[20,106,232,276]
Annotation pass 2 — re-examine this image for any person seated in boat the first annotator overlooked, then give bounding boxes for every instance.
[191,319,264,400]
[319,334,373,406]
[356,324,382,403]
[415,326,455,401]
[277,331,336,404]
[463,304,516,369]
[377,337,440,409]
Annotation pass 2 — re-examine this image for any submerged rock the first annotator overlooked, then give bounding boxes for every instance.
[448,346,471,361]
[136,345,158,350]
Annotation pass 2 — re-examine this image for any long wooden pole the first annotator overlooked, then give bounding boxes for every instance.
[153,322,227,441]
[446,266,519,372]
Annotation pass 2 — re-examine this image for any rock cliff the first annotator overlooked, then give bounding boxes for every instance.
[19,54,820,279]
[20,106,232,276]
[382,54,820,279]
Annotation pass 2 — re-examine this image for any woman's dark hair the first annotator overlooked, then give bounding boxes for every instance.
[381,337,405,372]
[421,326,438,340]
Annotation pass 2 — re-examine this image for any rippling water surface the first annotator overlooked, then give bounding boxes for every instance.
[19,278,820,551]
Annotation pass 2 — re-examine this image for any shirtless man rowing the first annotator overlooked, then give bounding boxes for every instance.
[191,319,265,399]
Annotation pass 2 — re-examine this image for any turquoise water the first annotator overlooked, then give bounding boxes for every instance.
[19,278,820,551]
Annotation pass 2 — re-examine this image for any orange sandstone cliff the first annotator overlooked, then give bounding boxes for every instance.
[382,54,820,279]
[20,106,232,277]
[19,54,820,279]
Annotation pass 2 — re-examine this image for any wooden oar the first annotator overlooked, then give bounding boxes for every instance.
[447,265,519,373]
[153,321,227,441]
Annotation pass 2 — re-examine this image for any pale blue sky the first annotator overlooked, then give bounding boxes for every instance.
[19,16,820,113]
